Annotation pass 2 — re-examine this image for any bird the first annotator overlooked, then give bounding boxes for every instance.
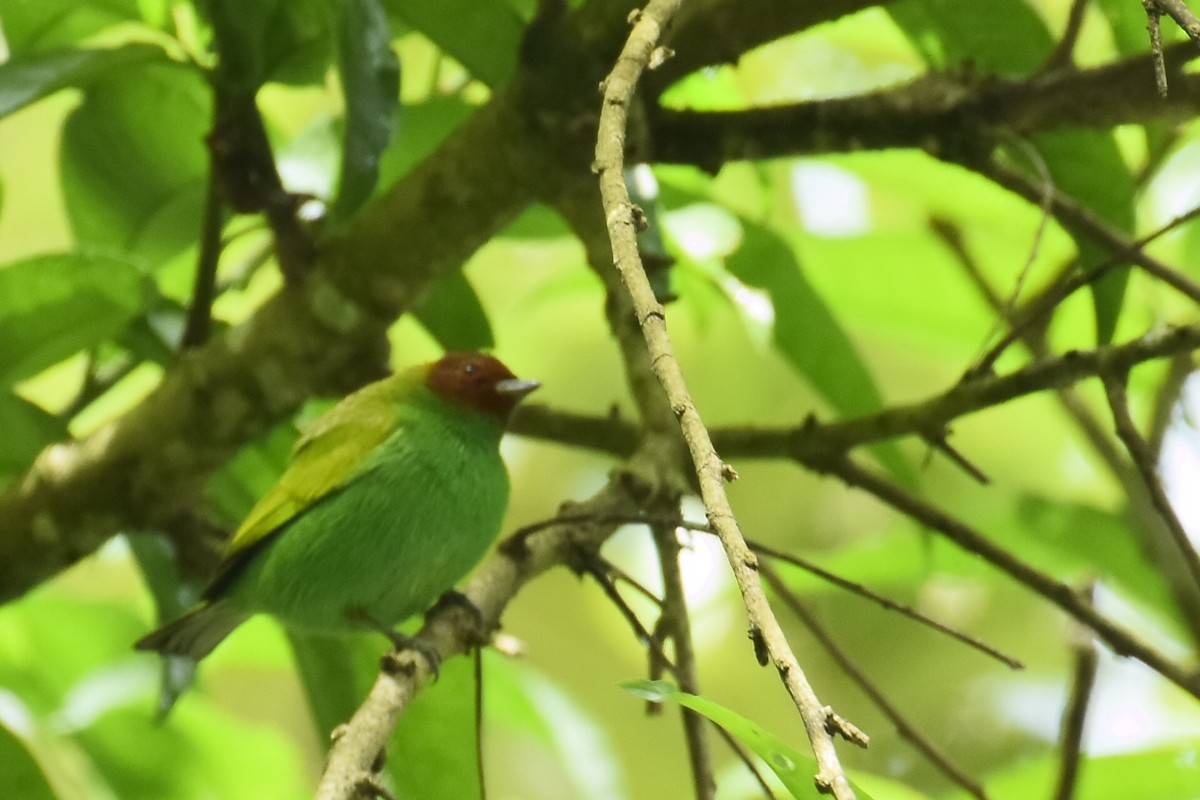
[135,351,539,666]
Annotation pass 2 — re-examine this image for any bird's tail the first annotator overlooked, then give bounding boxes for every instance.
[135,600,249,661]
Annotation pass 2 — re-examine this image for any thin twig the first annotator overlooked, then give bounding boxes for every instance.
[474,648,487,800]
[653,524,717,800]
[972,162,1200,376]
[1145,0,1170,97]
[817,454,1200,700]
[1101,372,1200,591]
[1052,582,1099,800]
[1042,0,1091,72]
[761,563,991,800]
[753,541,1024,670]
[181,168,225,349]
[595,1,860,796]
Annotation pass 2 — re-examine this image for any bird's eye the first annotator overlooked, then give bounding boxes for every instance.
[464,362,478,375]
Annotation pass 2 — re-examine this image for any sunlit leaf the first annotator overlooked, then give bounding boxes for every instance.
[0,393,67,479]
[60,62,209,264]
[623,680,876,800]
[0,252,148,387]
[0,722,56,800]
[0,0,143,55]
[382,0,522,87]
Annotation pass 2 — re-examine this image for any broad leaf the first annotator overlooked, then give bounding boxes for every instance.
[60,62,210,264]
[413,270,495,351]
[329,0,401,223]
[0,44,167,119]
[0,722,56,800]
[0,392,68,478]
[889,0,1136,343]
[0,0,142,56]
[0,252,148,386]
[382,0,522,87]
[199,0,332,90]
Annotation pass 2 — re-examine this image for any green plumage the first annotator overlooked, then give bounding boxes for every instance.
[136,353,536,663]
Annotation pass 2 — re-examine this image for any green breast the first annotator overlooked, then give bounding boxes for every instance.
[227,395,510,633]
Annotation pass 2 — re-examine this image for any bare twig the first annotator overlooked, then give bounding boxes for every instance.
[753,541,1023,670]
[1042,0,1091,72]
[762,563,991,800]
[653,525,717,800]
[1052,583,1099,800]
[182,169,226,349]
[595,1,861,796]
[1101,372,1200,591]
[1145,0,1170,97]
[817,455,1200,700]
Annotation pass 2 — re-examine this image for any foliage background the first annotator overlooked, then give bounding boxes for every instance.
[2,0,1200,798]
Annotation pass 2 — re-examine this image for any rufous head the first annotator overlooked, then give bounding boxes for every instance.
[425,352,539,421]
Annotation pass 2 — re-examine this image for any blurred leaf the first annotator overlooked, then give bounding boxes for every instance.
[0,722,56,800]
[623,680,874,800]
[289,631,379,738]
[75,706,309,799]
[0,393,66,485]
[1029,130,1135,343]
[389,654,481,799]
[205,420,299,527]
[887,0,1053,73]
[199,0,332,90]
[940,745,1200,800]
[329,0,400,223]
[1093,0,1154,55]
[376,96,474,187]
[60,62,209,264]
[381,0,521,87]
[412,270,495,351]
[1012,494,1183,633]
[0,43,167,119]
[888,1,1135,343]
[490,656,625,800]
[0,0,143,55]
[728,221,911,483]
[0,252,148,387]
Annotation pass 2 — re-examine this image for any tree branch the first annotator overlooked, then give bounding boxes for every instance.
[596,2,861,797]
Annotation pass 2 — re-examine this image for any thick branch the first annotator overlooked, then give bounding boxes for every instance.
[649,44,1200,168]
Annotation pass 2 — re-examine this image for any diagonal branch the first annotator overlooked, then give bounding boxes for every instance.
[595,1,861,797]
[818,455,1200,700]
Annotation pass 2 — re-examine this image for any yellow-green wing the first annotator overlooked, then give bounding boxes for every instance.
[222,374,412,559]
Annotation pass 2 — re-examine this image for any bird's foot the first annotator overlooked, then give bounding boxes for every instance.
[379,631,442,680]
[344,607,443,678]
[427,589,489,648]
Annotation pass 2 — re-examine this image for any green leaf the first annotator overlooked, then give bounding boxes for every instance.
[1093,0,1155,55]
[376,96,474,187]
[0,43,167,120]
[389,654,482,799]
[0,252,148,386]
[329,0,401,223]
[729,222,913,482]
[940,746,1200,800]
[412,270,495,351]
[288,631,380,738]
[888,0,1053,73]
[1029,130,1136,343]
[382,0,522,87]
[888,1,1136,343]
[199,0,333,91]
[0,393,67,478]
[0,722,56,800]
[0,0,143,56]
[623,680,875,800]
[60,62,210,264]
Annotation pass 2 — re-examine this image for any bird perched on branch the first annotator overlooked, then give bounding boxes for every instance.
[136,352,538,676]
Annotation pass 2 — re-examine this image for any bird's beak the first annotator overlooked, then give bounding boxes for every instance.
[495,378,540,400]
